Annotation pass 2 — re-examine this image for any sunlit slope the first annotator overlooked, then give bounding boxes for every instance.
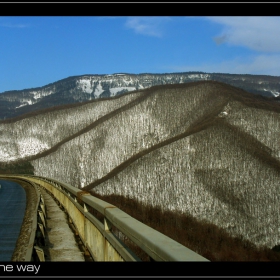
[1,80,280,248]
[0,91,143,162]
[30,82,230,187]
[224,101,280,160]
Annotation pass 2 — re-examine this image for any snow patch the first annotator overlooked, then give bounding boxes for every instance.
[76,79,93,94]
[31,89,54,100]
[0,149,17,162]
[109,87,136,96]
[94,83,104,98]
[17,138,49,158]
[271,91,280,97]
[264,88,280,97]
[16,103,28,109]
[15,100,34,109]
[187,74,210,80]
[218,111,228,117]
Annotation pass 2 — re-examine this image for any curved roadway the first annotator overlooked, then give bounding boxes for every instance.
[0,179,26,261]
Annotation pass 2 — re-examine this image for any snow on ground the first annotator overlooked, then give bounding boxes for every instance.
[0,150,17,162]
[31,89,54,100]
[15,103,28,109]
[94,83,104,98]
[187,74,210,79]
[17,138,49,158]
[122,77,134,86]
[109,87,136,96]
[76,79,93,94]
[15,89,54,109]
[15,100,34,109]
[264,88,280,97]
[271,90,280,97]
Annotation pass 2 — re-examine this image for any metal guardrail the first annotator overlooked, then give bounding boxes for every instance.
[3,174,209,262]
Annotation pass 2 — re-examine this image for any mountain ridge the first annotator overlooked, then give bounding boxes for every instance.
[0,71,279,120]
[1,80,280,250]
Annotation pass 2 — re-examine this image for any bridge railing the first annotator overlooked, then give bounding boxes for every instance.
[10,174,209,262]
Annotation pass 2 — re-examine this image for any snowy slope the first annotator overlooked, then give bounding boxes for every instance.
[0,72,279,120]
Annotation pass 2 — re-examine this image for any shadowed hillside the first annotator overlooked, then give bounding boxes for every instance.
[1,80,280,259]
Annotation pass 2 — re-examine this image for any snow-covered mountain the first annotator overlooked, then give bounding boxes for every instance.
[0,72,279,120]
[1,80,280,253]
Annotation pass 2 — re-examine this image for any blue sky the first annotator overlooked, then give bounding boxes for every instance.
[0,15,280,93]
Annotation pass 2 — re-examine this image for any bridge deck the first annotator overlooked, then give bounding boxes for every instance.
[39,187,85,261]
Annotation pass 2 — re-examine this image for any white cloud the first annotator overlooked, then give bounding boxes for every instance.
[207,16,280,53]
[231,55,280,76]
[125,16,171,37]
[168,54,280,76]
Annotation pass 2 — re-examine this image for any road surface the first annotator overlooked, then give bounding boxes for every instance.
[0,179,26,261]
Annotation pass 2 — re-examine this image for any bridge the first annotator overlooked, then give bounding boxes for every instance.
[0,174,209,262]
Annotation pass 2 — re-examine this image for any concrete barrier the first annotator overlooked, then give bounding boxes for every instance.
[0,175,46,261]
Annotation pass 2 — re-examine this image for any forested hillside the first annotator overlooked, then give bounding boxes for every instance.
[0,72,279,120]
[1,80,280,257]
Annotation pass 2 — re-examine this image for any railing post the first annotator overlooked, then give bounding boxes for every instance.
[34,246,45,261]
[104,217,112,232]
[40,198,46,217]
[38,210,46,228]
[38,223,45,239]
